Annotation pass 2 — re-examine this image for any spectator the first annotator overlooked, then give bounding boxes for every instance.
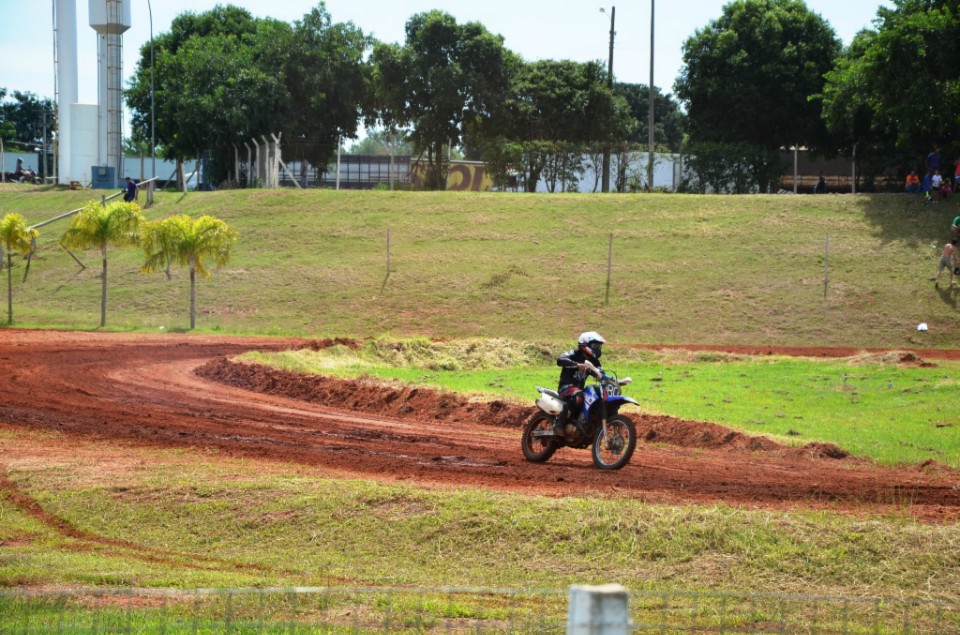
[932,170,943,198]
[954,155,960,186]
[926,147,942,173]
[922,170,934,203]
[905,170,920,194]
[123,177,138,202]
[934,239,958,289]
[814,172,827,194]
[941,178,953,201]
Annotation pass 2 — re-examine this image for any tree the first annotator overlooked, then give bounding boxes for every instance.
[478,59,630,192]
[60,201,144,327]
[613,83,686,152]
[126,6,292,185]
[0,89,54,146]
[141,214,237,330]
[0,213,39,325]
[371,11,513,189]
[347,129,413,156]
[675,0,841,192]
[821,1,960,174]
[285,5,372,170]
[127,3,371,186]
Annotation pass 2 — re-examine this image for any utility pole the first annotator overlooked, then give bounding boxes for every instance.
[647,0,655,192]
[602,6,615,193]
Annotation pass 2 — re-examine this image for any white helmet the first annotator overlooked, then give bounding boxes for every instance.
[577,331,606,359]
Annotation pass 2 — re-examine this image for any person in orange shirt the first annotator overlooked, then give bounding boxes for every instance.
[905,170,921,194]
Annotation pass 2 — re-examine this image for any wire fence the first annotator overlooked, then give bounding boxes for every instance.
[1,587,958,634]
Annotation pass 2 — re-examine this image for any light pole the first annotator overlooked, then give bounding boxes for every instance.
[647,0,655,192]
[601,6,615,193]
[148,0,155,181]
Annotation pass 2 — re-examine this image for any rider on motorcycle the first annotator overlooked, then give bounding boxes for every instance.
[553,331,605,436]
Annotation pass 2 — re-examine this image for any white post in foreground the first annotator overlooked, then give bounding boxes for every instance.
[567,584,631,634]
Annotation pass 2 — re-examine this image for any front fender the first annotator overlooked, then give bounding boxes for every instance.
[605,395,639,407]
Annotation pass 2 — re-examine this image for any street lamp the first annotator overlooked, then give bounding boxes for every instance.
[147,0,155,181]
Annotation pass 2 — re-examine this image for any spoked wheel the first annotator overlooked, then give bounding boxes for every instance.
[521,412,559,463]
[591,414,637,470]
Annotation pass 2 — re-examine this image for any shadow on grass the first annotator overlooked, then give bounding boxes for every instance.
[936,283,958,308]
[854,193,956,248]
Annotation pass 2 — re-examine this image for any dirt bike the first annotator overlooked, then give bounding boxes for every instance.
[7,169,41,184]
[521,363,639,470]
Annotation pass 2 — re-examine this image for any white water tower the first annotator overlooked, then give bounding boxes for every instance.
[89,0,131,188]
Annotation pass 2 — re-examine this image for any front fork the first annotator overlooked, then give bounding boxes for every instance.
[598,388,611,447]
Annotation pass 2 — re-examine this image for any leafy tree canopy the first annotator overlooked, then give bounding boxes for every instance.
[125,2,370,181]
[822,0,960,164]
[675,0,840,191]
[0,89,55,146]
[370,10,513,189]
[613,83,686,152]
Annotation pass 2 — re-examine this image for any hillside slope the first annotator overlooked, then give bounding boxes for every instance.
[1,185,956,348]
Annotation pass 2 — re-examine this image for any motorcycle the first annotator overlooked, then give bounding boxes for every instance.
[521,363,639,470]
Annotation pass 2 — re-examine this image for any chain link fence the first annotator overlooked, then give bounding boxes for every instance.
[1,586,958,634]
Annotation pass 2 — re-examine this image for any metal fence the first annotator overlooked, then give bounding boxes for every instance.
[1,587,957,634]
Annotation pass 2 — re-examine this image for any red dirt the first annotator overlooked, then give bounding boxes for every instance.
[1,329,959,523]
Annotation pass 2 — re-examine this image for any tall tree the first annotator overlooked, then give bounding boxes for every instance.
[479,59,630,192]
[0,213,39,325]
[371,11,512,189]
[613,83,686,152]
[0,90,54,145]
[822,0,960,169]
[675,0,841,192]
[126,6,291,184]
[141,214,237,330]
[60,201,144,327]
[285,5,372,169]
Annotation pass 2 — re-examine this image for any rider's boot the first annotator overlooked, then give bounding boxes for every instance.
[552,409,568,436]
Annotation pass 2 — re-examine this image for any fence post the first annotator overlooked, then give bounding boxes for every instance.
[567,584,631,634]
[605,233,613,305]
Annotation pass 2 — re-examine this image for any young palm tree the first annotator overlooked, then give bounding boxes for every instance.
[0,213,40,325]
[141,214,237,329]
[60,200,144,327]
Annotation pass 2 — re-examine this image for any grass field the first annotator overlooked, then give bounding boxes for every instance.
[2,426,958,597]
[2,183,959,348]
[1,185,959,623]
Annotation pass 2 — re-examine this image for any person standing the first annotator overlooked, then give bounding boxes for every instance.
[926,147,942,173]
[935,239,958,289]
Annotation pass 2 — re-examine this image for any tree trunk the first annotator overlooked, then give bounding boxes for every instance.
[189,255,196,330]
[100,243,107,328]
[6,253,12,325]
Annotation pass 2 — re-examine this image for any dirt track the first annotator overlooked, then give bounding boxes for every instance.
[1,330,959,523]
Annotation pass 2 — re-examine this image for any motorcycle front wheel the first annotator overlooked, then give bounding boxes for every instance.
[521,412,559,463]
[592,414,637,470]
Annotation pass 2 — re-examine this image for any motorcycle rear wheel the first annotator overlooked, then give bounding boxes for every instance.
[521,412,559,463]
[592,414,637,470]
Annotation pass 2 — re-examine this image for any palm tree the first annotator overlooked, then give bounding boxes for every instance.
[60,200,144,327]
[0,213,39,325]
[141,214,237,329]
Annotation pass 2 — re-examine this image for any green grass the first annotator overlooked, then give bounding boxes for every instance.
[242,338,960,467]
[2,184,959,348]
[1,428,958,600]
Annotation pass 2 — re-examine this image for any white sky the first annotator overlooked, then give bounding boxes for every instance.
[0,0,892,135]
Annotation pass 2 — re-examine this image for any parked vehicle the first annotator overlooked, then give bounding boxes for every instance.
[521,368,639,470]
